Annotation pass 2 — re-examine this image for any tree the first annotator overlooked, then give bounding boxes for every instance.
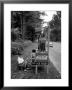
[11,11,43,41]
[49,11,61,42]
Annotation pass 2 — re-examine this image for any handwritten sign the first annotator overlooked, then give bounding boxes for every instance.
[31,61,48,65]
[36,55,48,60]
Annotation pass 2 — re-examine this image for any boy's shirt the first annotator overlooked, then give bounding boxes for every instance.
[17,56,24,64]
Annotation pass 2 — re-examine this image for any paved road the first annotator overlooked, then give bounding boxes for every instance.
[49,42,61,73]
[34,41,61,73]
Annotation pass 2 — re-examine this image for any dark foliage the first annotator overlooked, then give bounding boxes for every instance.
[50,28,61,41]
[49,11,61,42]
[11,31,17,41]
[11,46,23,56]
[25,25,36,42]
[11,11,42,41]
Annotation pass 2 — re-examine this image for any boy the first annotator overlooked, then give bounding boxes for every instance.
[17,55,25,70]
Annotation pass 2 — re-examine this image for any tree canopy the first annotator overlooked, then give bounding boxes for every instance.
[11,11,43,41]
[49,11,61,42]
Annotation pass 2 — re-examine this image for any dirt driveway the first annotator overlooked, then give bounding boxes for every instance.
[11,41,61,79]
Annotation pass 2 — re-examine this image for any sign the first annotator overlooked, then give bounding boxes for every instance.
[31,52,48,65]
[31,49,49,65]
[36,55,48,60]
[31,61,48,65]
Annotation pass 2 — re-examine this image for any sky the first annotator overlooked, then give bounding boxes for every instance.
[40,11,57,27]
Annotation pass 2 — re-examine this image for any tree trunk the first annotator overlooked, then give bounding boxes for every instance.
[22,16,26,40]
[21,13,26,40]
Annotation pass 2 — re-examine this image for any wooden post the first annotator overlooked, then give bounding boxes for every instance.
[47,24,50,74]
[35,65,38,75]
[35,54,37,75]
